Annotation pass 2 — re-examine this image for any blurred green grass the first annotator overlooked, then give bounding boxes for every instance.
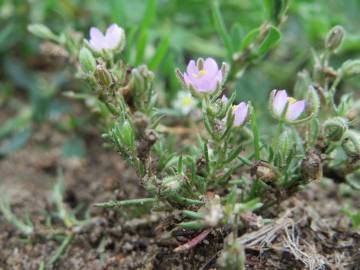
[1,0,360,155]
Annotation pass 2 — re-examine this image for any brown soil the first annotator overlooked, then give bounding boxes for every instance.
[0,117,360,270]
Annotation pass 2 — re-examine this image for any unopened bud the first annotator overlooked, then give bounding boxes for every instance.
[95,64,113,88]
[301,149,322,181]
[250,161,276,182]
[161,176,183,196]
[325,25,345,52]
[218,236,245,270]
[28,24,58,41]
[132,65,154,93]
[121,120,135,149]
[341,59,360,77]
[294,71,311,99]
[341,130,360,158]
[79,47,96,74]
[133,112,150,134]
[202,195,223,227]
[323,117,348,141]
[307,86,320,117]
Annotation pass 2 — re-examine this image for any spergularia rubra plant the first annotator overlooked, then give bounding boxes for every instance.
[28,18,360,267]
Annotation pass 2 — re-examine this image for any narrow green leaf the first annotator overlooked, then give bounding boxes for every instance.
[240,27,260,51]
[211,0,234,60]
[257,25,281,57]
[149,36,169,70]
[94,198,156,208]
[250,107,261,160]
[0,128,32,156]
[178,220,206,230]
[135,30,148,65]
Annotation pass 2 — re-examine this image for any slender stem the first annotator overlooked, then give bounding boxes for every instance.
[272,119,284,150]
[49,234,74,266]
[94,197,156,208]
[250,108,261,160]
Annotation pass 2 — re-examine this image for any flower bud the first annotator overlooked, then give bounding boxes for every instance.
[95,64,113,88]
[347,101,360,128]
[323,117,348,141]
[132,65,154,94]
[301,149,322,181]
[306,86,320,117]
[133,112,150,134]
[341,59,360,77]
[341,130,360,158]
[294,71,311,99]
[325,25,345,52]
[28,24,58,41]
[121,120,135,149]
[218,237,245,270]
[79,47,96,74]
[160,176,183,196]
[202,195,224,227]
[250,161,276,183]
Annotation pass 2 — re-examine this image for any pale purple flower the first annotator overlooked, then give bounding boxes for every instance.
[88,24,125,52]
[181,58,223,94]
[222,95,249,127]
[232,102,249,126]
[272,90,306,121]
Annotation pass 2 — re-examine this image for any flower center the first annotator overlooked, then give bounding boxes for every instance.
[287,97,297,104]
[181,96,194,107]
[193,69,207,78]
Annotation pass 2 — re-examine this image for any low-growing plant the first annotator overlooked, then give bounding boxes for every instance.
[27,4,360,268]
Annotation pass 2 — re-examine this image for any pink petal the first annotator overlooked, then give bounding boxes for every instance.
[183,72,191,86]
[204,58,219,76]
[273,90,288,117]
[105,24,123,49]
[186,60,198,76]
[89,27,105,51]
[195,78,217,92]
[233,102,248,126]
[286,100,306,121]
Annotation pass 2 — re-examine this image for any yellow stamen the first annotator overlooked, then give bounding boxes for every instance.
[287,97,297,104]
[181,96,194,107]
[192,69,207,78]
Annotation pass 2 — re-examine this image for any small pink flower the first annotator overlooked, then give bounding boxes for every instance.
[222,95,249,127]
[272,90,306,121]
[180,58,224,94]
[88,24,125,52]
[232,102,249,127]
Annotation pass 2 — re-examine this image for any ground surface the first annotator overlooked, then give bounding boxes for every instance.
[0,115,360,270]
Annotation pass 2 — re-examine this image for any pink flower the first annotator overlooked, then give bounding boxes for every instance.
[180,58,224,94]
[232,102,249,126]
[222,95,249,127]
[88,24,125,52]
[272,90,306,121]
